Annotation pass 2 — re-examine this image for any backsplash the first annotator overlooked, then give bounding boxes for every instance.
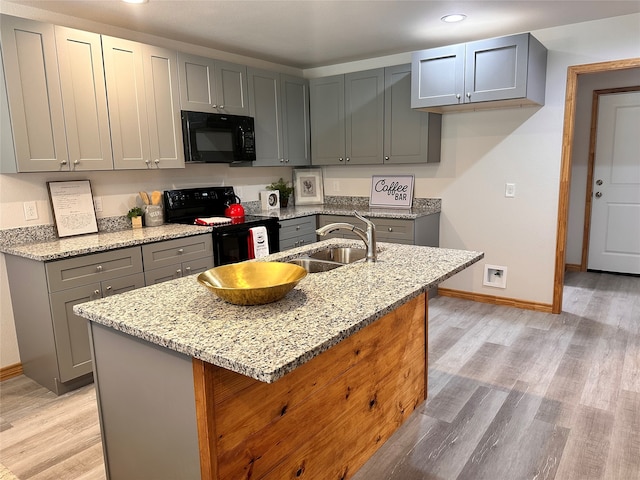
[0,196,441,248]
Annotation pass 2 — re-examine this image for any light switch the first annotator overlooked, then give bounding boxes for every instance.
[505,183,516,198]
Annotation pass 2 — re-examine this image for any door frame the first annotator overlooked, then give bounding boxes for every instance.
[553,58,640,313]
[581,86,640,271]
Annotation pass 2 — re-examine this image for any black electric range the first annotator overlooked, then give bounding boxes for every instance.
[163,187,280,266]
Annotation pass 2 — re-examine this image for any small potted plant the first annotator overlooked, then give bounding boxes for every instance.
[127,206,144,229]
[266,178,294,208]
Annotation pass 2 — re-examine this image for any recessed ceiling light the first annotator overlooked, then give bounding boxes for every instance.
[122,0,148,4]
[441,14,467,23]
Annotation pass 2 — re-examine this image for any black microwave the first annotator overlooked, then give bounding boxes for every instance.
[181,110,256,164]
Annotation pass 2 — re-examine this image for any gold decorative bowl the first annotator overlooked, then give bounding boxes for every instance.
[197,262,307,305]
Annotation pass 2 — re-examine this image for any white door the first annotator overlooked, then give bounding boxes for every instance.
[588,91,640,274]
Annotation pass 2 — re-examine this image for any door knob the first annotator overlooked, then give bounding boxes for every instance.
[596,179,603,185]
[595,191,603,198]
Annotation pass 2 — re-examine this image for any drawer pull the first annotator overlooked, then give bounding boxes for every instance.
[185,267,191,273]
[176,269,182,275]
[96,265,103,272]
[94,289,100,296]
[296,226,300,230]
[177,248,184,254]
[388,227,393,232]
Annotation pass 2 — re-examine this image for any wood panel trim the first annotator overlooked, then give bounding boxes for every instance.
[438,288,553,313]
[0,363,23,382]
[565,263,582,272]
[553,57,640,314]
[193,358,218,480]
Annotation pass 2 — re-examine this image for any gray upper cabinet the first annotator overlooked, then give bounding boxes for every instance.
[178,52,249,115]
[0,16,111,172]
[384,64,441,164]
[103,37,184,170]
[247,68,310,166]
[412,33,547,112]
[311,66,440,165]
[0,14,183,172]
[310,69,384,166]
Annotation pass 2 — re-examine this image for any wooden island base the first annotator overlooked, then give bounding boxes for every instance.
[193,292,427,480]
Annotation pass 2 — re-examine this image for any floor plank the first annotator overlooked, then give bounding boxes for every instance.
[1,271,638,480]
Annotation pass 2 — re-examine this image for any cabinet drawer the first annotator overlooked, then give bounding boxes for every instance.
[46,247,143,293]
[142,235,213,271]
[280,233,317,251]
[182,257,214,277]
[280,216,317,241]
[372,218,414,243]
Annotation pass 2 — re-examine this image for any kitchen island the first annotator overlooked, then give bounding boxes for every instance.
[74,239,482,479]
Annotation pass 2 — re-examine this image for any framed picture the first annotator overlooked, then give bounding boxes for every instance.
[47,180,98,238]
[369,175,414,208]
[293,168,324,205]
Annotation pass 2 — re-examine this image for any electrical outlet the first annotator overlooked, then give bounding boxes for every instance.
[505,183,516,198]
[23,201,38,220]
[93,196,103,213]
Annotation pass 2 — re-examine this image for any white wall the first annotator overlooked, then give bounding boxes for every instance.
[310,14,640,305]
[1,5,639,368]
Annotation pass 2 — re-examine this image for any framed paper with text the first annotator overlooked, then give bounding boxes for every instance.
[47,180,98,238]
[369,175,414,208]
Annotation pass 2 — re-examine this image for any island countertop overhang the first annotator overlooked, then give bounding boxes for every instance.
[74,239,483,383]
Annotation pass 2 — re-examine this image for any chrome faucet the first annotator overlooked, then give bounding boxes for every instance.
[316,211,377,262]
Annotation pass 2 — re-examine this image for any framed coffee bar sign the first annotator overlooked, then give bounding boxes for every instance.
[369,175,414,208]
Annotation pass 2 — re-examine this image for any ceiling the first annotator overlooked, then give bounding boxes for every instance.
[5,0,640,69]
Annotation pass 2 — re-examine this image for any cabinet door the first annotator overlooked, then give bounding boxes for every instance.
[464,34,528,103]
[142,235,213,271]
[178,52,217,112]
[411,43,465,108]
[248,68,284,166]
[49,283,101,382]
[55,26,113,171]
[345,69,384,165]
[281,74,311,166]
[310,75,345,165]
[384,64,433,164]
[103,36,152,169]
[215,60,249,115]
[102,272,146,297]
[0,15,69,172]
[142,44,184,169]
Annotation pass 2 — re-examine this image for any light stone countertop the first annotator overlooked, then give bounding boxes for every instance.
[0,224,213,262]
[74,239,483,383]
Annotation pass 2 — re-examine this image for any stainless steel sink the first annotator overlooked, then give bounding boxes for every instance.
[308,247,366,264]
[287,258,343,273]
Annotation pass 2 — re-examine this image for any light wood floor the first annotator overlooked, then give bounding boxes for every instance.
[0,271,638,479]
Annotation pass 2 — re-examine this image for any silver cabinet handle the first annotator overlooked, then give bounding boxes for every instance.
[177,248,184,254]
[296,225,301,230]
[96,265,103,272]
[346,157,350,162]
[154,159,160,165]
[93,289,100,296]
[73,159,79,165]
[219,105,224,109]
[456,93,461,100]
[60,159,67,165]
[596,179,603,185]
[384,156,389,161]
[466,92,471,99]
[388,227,393,232]
[185,266,191,273]
[145,159,150,165]
[595,192,603,198]
[339,157,344,162]
[176,269,182,276]
[280,158,285,163]
[212,104,217,108]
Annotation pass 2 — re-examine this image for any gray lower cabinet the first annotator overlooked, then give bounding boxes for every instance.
[317,214,440,247]
[5,246,144,395]
[142,235,214,284]
[5,233,214,395]
[411,33,547,112]
[279,216,317,251]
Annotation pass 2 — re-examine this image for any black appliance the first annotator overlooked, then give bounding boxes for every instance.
[181,110,256,164]
[164,187,280,266]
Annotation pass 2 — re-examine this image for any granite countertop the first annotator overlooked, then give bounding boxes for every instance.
[0,224,213,262]
[74,239,483,384]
